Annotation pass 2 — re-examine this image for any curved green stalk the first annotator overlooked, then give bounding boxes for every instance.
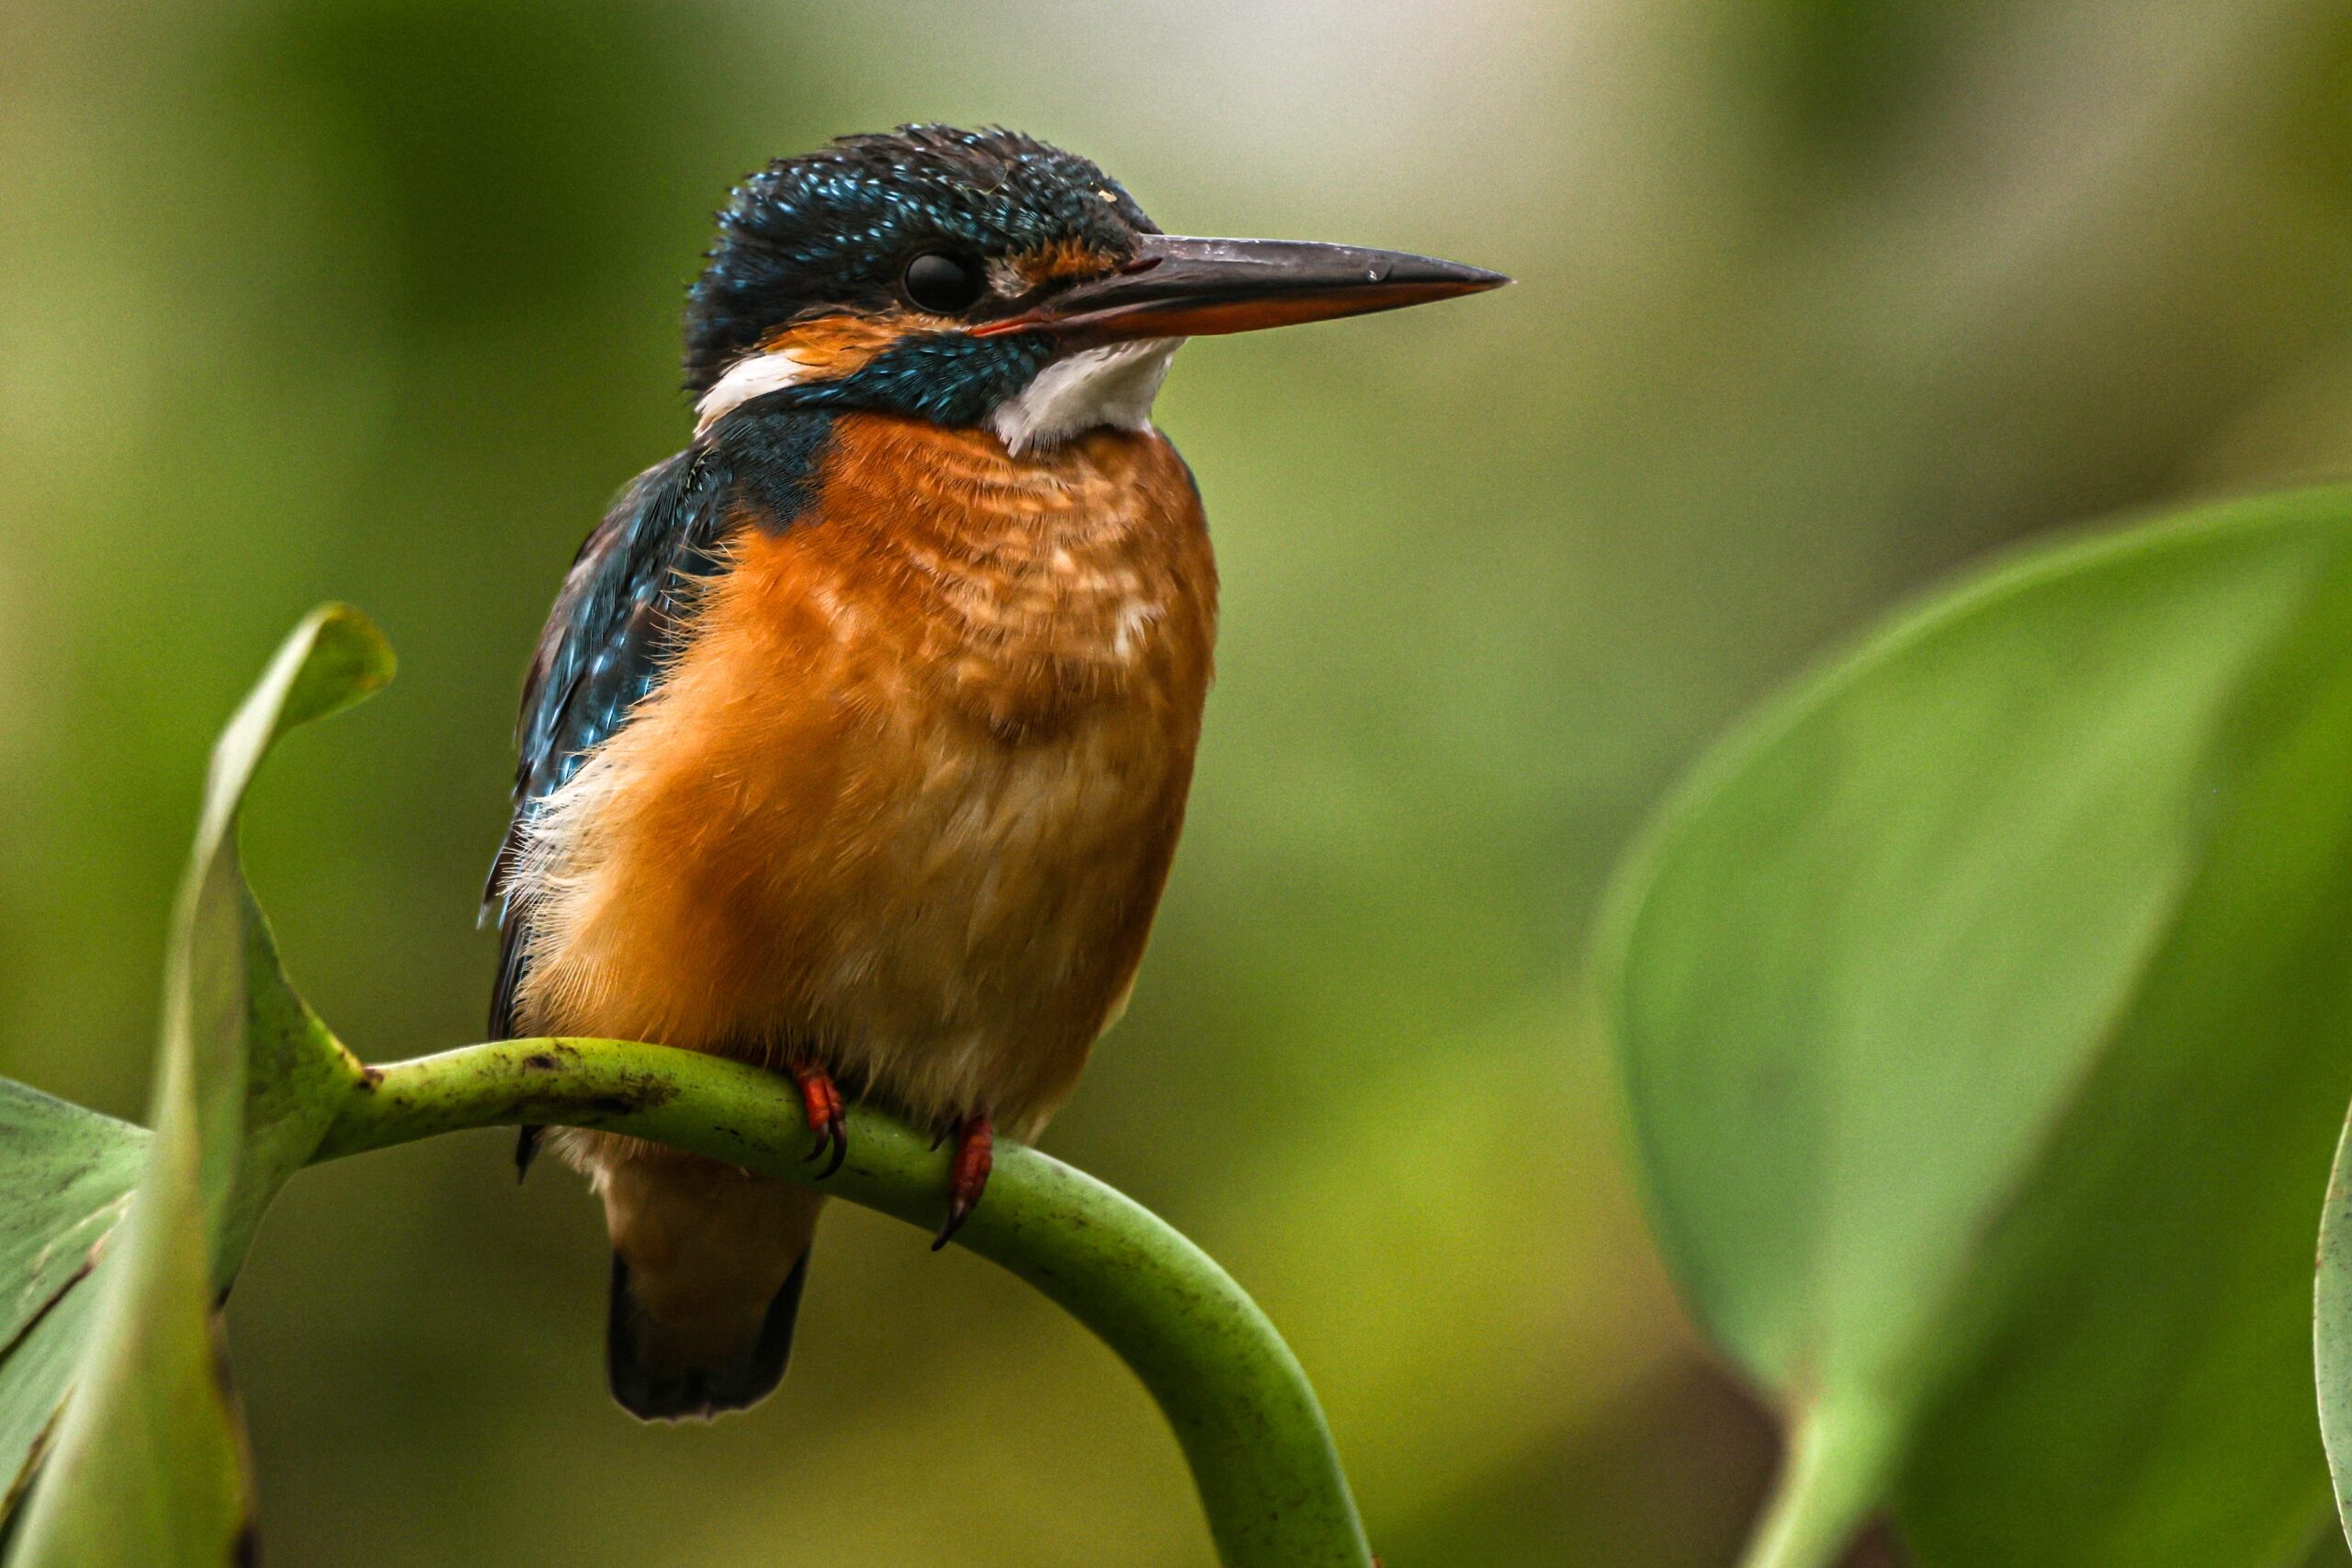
[1734,1402,1900,1568]
[311,1036,1373,1568]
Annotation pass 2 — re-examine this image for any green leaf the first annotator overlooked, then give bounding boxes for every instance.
[0,1087,146,1517]
[4,1011,255,1565]
[2318,1111,2352,1551]
[0,1088,145,1359]
[5,606,392,1563]
[182,605,393,1274]
[1597,488,2352,1568]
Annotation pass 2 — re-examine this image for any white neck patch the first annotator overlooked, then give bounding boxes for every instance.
[989,337,1182,456]
[694,347,820,435]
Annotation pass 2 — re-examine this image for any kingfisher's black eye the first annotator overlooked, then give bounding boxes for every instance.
[901,251,986,314]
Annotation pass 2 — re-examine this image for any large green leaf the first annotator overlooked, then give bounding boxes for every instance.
[3,607,392,1563]
[4,992,255,1565]
[2318,1111,2352,1551]
[1597,488,2352,1567]
[0,1088,145,1517]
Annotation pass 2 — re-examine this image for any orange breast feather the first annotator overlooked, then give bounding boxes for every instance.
[514,413,1217,1137]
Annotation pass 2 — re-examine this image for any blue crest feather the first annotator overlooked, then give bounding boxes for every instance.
[684,125,1156,396]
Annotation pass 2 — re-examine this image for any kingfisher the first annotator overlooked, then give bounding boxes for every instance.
[487,125,1504,1421]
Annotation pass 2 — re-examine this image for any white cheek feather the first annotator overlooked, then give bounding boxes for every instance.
[989,338,1182,456]
[695,347,822,435]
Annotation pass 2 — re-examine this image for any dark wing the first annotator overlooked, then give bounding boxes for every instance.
[484,446,737,1040]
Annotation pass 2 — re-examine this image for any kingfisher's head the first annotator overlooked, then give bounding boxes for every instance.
[683,125,1507,454]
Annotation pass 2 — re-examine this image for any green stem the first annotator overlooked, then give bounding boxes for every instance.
[311,1036,1373,1568]
[1735,1400,1899,1568]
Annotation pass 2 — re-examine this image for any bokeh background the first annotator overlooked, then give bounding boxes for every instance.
[6,2,2352,1563]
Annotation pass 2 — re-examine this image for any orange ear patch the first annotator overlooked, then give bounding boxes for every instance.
[1012,238,1117,287]
[755,312,930,376]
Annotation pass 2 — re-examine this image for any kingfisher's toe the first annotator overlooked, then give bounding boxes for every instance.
[932,1111,995,1250]
[791,1063,849,1179]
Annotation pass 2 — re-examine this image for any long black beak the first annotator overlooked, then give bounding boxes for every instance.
[971,233,1509,344]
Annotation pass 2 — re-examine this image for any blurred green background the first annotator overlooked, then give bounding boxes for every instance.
[6,1,2352,1563]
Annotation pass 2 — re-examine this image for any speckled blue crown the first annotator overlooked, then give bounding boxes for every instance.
[683,125,1159,393]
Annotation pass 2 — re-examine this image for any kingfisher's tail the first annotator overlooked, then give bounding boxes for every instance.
[594,1148,823,1421]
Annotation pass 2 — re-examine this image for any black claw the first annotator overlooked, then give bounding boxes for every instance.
[514,1125,545,1183]
[932,1112,993,1250]
[790,1066,849,1178]
[799,1116,848,1179]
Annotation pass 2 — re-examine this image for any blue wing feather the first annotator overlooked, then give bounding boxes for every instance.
[521,452,724,800]
[485,446,726,1036]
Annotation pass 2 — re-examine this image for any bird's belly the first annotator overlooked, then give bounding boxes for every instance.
[788,706,1186,1130]
[514,420,1216,1136]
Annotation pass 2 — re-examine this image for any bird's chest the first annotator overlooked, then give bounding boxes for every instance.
[889,486,1191,743]
[778,418,1218,850]
[520,419,1216,1125]
[807,463,1208,978]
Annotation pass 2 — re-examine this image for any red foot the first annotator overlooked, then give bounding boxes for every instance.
[792,1063,848,1179]
[933,1111,993,1250]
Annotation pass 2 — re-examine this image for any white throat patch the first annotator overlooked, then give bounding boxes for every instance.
[989,338,1182,456]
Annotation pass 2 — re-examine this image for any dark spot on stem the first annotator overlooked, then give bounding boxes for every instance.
[523,1053,560,1072]
[357,1066,384,1090]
